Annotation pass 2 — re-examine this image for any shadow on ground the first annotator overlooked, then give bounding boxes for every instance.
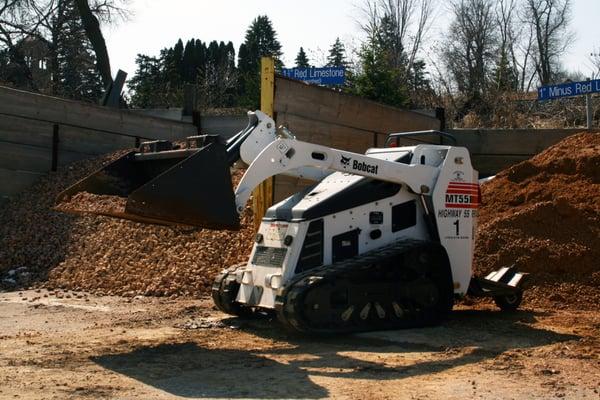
[92,308,578,399]
[95,342,328,399]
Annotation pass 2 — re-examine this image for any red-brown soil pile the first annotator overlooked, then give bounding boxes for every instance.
[475,133,600,309]
[0,152,253,297]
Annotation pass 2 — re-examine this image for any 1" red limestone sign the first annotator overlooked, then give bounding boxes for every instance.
[445,182,480,209]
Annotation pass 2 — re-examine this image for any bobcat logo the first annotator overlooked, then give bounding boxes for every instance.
[340,155,351,166]
[452,171,465,182]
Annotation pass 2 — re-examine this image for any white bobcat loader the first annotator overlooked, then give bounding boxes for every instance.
[58,111,526,334]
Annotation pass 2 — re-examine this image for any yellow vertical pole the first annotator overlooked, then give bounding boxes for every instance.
[252,57,275,230]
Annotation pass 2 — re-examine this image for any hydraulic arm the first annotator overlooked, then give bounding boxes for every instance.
[234,138,439,214]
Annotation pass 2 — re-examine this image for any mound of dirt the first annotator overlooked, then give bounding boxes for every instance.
[474,132,600,309]
[0,152,254,297]
[1,133,598,309]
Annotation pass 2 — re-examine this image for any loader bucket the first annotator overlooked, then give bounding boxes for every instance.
[56,141,240,230]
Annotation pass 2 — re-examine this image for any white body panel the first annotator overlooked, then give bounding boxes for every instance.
[239,111,278,165]
[236,175,430,308]
[233,135,479,308]
[431,147,478,294]
[239,111,332,182]
[237,221,307,308]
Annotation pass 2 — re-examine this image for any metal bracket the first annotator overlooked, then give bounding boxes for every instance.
[468,265,528,298]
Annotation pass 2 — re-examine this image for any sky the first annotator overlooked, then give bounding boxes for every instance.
[104,0,600,85]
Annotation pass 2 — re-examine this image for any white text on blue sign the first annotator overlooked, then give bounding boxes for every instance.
[281,67,345,86]
[538,79,600,101]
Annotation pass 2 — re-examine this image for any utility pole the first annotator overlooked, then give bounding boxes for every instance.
[589,52,599,131]
[586,93,593,131]
[586,77,593,131]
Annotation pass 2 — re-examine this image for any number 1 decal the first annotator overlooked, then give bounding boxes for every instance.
[453,219,460,236]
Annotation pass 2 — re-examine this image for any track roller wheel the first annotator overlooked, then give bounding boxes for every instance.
[493,291,523,311]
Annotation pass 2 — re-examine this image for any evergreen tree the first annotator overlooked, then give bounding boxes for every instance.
[352,10,435,108]
[224,41,236,71]
[407,59,430,92]
[326,38,348,68]
[326,37,352,90]
[351,39,408,107]
[53,0,103,101]
[172,39,184,79]
[492,51,518,92]
[194,39,206,79]
[237,43,251,74]
[221,41,237,106]
[295,47,310,68]
[406,59,435,108]
[206,40,220,70]
[375,15,407,71]
[242,15,282,68]
[161,41,180,87]
[129,54,163,107]
[237,15,283,108]
[181,39,197,82]
[200,40,237,107]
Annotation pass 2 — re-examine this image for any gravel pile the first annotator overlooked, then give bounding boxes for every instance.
[0,151,127,288]
[55,192,127,215]
[0,152,254,297]
[474,132,600,309]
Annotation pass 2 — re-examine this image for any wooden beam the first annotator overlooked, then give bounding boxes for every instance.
[252,57,275,230]
[277,112,374,153]
[0,85,196,140]
[0,141,95,173]
[0,113,137,154]
[274,76,440,133]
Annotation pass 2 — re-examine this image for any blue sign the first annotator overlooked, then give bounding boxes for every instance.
[538,79,600,101]
[281,67,345,85]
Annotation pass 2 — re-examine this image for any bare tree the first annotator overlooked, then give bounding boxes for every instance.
[496,0,517,57]
[358,0,433,75]
[0,0,127,89]
[523,0,573,85]
[73,0,112,87]
[589,50,600,79]
[0,0,58,87]
[511,20,535,91]
[494,0,520,91]
[442,0,498,103]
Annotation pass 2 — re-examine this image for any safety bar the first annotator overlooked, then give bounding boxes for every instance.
[385,130,457,147]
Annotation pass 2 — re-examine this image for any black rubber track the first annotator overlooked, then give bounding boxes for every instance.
[274,239,455,335]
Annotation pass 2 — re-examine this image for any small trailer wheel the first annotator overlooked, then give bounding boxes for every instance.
[493,291,523,311]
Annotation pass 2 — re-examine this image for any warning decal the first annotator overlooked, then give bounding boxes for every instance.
[445,182,480,209]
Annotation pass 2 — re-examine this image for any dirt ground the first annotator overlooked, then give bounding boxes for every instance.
[1,290,599,400]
